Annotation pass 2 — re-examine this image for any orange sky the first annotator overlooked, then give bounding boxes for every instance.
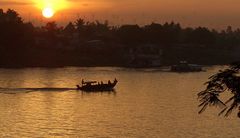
[1,0,240,29]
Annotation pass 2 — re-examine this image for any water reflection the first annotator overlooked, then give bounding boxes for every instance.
[0,87,117,96]
[0,67,239,137]
[0,88,75,94]
[80,90,117,97]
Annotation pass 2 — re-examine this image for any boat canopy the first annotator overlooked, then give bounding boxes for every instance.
[82,81,97,84]
[82,80,97,84]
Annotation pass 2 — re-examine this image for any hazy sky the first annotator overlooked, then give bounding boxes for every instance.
[1,0,240,29]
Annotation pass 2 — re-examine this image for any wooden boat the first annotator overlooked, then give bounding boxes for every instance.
[171,61,203,72]
[76,79,118,92]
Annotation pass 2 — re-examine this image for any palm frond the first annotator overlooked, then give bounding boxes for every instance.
[230,61,240,71]
[225,101,238,117]
[198,103,209,114]
[198,91,225,114]
[225,96,235,104]
[218,107,228,116]
[198,62,240,117]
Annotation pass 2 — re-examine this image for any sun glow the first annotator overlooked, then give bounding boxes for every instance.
[35,0,69,17]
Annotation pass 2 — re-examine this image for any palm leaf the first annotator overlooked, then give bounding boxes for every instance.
[198,103,209,114]
[198,62,240,117]
[218,107,228,116]
[225,96,235,104]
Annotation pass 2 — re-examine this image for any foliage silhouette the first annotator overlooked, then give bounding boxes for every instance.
[0,9,240,67]
[1,9,240,47]
[198,62,240,117]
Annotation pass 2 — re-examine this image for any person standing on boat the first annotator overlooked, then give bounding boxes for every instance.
[114,78,118,83]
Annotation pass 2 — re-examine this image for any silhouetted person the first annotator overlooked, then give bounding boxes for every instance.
[114,78,118,84]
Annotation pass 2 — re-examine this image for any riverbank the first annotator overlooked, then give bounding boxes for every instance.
[0,45,238,68]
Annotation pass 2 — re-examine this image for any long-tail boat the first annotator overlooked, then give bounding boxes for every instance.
[76,79,118,92]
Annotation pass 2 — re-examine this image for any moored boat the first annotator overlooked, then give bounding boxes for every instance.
[76,79,118,92]
[171,61,203,72]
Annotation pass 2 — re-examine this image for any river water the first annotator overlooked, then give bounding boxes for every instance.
[0,66,239,138]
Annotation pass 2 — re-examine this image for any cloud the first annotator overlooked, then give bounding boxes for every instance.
[0,1,33,6]
[82,3,89,7]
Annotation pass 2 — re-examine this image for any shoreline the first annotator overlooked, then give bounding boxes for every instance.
[0,64,228,69]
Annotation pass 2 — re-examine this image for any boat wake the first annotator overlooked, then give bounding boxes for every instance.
[0,87,76,94]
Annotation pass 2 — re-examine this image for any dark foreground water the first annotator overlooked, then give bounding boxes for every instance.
[0,67,239,138]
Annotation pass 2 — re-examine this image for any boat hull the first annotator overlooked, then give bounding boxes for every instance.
[77,83,117,92]
[171,64,203,72]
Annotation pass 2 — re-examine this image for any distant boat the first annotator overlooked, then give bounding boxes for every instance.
[76,79,118,92]
[171,61,203,72]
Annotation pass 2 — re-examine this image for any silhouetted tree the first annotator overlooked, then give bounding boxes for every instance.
[1,8,240,67]
[188,27,216,45]
[224,26,240,47]
[75,18,86,40]
[75,18,85,32]
[63,22,75,37]
[117,24,143,44]
[91,20,111,40]
[44,22,58,33]
[143,23,163,43]
[74,18,112,41]
[0,9,29,49]
[43,21,60,40]
[22,22,35,46]
[5,9,22,24]
[198,62,240,118]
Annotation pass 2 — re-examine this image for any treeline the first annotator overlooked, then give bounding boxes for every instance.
[42,18,240,48]
[1,9,240,47]
[0,9,239,67]
[50,18,240,49]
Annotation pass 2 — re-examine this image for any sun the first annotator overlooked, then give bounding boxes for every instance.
[35,0,70,18]
[42,7,55,18]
